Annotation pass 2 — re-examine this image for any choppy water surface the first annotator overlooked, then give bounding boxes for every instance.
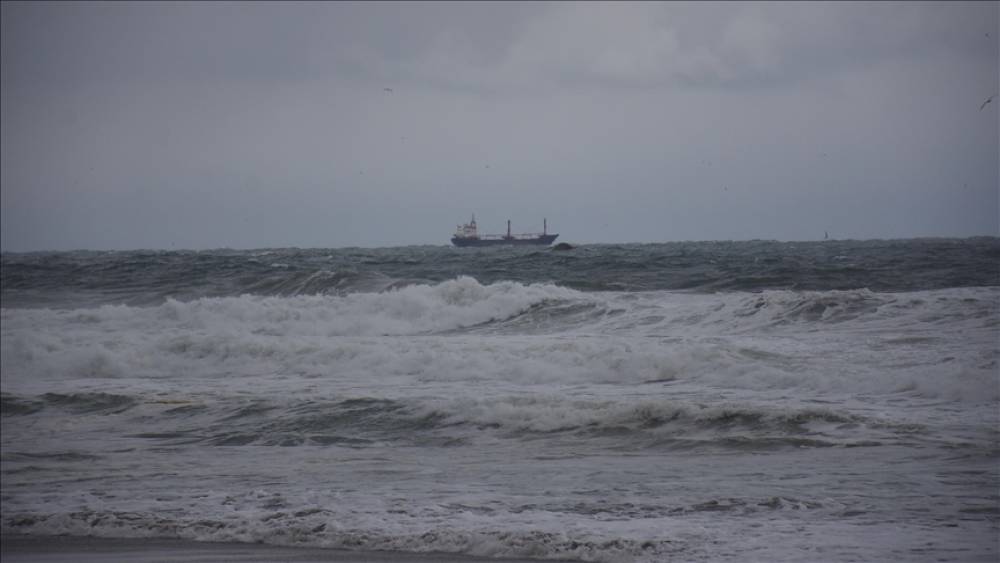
[2,239,998,562]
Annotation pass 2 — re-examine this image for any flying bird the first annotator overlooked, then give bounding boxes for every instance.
[981,94,997,111]
[384,87,393,93]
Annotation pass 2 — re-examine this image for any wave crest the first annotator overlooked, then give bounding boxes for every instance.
[148,276,585,337]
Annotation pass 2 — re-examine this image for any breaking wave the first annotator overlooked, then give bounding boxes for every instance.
[4,240,999,563]
[2,280,996,404]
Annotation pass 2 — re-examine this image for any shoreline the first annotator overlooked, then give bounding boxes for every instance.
[0,535,565,563]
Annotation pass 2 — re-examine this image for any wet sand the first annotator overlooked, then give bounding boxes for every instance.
[0,535,558,563]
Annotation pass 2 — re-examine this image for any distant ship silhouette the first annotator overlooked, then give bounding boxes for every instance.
[451,215,558,247]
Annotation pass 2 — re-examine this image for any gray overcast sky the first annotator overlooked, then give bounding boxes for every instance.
[1,1,997,250]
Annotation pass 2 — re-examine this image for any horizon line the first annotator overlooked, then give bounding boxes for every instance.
[3,234,999,254]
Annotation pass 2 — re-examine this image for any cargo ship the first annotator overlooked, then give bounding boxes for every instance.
[451,215,558,247]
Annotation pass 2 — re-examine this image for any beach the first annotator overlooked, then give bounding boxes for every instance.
[1,535,557,563]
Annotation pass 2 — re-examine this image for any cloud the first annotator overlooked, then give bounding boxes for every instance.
[7,2,989,95]
[1,1,996,250]
[351,2,997,94]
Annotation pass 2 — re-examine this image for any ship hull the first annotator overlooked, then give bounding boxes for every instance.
[451,234,558,247]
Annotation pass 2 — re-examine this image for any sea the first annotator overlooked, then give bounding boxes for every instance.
[2,238,998,562]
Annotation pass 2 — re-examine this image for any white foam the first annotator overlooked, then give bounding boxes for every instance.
[3,280,997,563]
[2,282,997,407]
